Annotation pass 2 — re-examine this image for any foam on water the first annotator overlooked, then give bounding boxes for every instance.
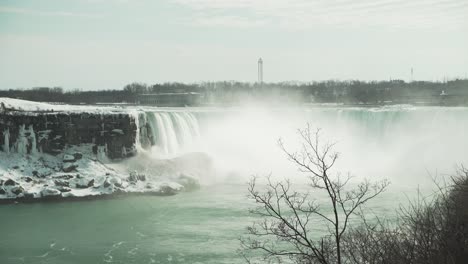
[195,106,468,187]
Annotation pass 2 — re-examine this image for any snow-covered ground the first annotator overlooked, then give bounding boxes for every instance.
[0,144,189,201]
[0,97,129,113]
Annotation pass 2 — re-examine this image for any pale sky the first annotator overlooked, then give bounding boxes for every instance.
[0,0,467,90]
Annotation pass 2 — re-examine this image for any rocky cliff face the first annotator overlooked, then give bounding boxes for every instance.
[0,111,140,159]
[0,99,206,202]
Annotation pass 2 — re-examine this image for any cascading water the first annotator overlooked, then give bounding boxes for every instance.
[11,124,38,155]
[172,113,193,145]
[143,111,200,156]
[97,144,108,162]
[161,113,179,154]
[3,128,9,153]
[16,124,28,154]
[183,112,200,138]
[28,125,37,155]
[196,106,468,186]
[130,110,144,152]
[151,113,168,153]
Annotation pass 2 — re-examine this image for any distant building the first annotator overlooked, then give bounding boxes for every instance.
[258,58,263,83]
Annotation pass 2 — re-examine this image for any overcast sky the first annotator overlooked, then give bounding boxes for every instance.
[0,0,467,90]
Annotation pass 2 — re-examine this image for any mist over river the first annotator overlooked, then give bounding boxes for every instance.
[1,106,467,264]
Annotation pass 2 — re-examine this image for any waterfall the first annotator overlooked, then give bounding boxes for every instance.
[2,124,38,155]
[183,112,200,138]
[172,113,193,146]
[16,124,28,154]
[122,146,127,157]
[143,111,200,156]
[161,113,179,154]
[131,111,143,151]
[153,113,169,154]
[97,144,108,162]
[3,128,9,153]
[28,125,38,155]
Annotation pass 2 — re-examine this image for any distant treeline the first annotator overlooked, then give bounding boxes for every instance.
[1,79,468,106]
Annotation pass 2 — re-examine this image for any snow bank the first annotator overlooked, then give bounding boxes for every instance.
[0,97,127,114]
[0,144,186,202]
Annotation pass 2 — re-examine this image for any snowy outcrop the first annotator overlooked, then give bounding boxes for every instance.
[0,98,201,160]
[0,98,207,202]
[0,145,190,201]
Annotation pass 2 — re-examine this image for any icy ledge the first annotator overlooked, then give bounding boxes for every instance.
[0,145,188,203]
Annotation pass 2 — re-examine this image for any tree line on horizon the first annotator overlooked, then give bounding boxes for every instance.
[1,79,467,106]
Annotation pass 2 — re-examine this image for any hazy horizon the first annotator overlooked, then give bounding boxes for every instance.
[1,0,467,90]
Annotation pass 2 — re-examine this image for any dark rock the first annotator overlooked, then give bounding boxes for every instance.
[23,177,34,183]
[87,179,95,187]
[54,179,69,187]
[4,179,17,186]
[32,168,52,178]
[0,188,5,195]
[113,188,125,194]
[128,171,138,182]
[12,165,19,169]
[114,180,123,188]
[137,174,146,181]
[63,163,77,172]
[24,192,35,199]
[53,174,74,180]
[73,152,83,160]
[103,179,111,188]
[11,186,24,195]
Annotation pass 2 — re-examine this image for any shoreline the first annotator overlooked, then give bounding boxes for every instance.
[0,189,179,205]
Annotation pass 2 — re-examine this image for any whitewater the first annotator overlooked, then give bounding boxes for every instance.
[1,105,467,264]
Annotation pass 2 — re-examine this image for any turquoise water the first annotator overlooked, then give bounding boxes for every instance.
[0,185,254,264]
[0,183,413,264]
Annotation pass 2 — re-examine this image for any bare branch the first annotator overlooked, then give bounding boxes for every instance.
[241,125,390,264]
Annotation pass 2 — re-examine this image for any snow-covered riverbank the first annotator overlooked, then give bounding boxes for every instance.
[0,144,190,202]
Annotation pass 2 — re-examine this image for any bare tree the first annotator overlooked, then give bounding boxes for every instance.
[241,125,390,264]
[342,166,468,264]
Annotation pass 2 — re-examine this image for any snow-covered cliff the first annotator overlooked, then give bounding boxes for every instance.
[0,98,209,202]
